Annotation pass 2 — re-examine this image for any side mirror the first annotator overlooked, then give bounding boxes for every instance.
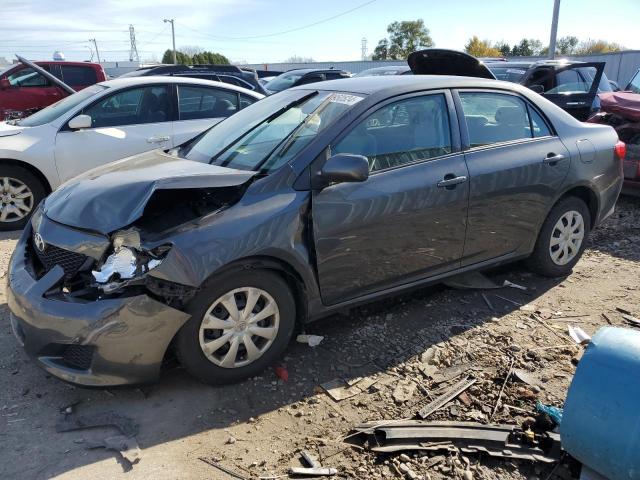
[319,154,369,185]
[0,78,11,90]
[529,84,545,94]
[68,114,92,130]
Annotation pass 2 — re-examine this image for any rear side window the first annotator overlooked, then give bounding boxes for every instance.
[61,66,98,86]
[178,85,239,120]
[459,92,551,147]
[239,94,257,109]
[83,85,170,128]
[334,93,452,172]
[325,72,347,80]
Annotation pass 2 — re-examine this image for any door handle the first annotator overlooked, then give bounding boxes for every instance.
[437,174,468,189]
[543,153,565,164]
[147,135,170,143]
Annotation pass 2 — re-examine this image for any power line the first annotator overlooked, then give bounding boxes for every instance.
[177,0,377,40]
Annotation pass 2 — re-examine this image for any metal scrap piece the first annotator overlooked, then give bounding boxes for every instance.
[417,377,476,419]
[289,467,338,476]
[56,412,139,437]
[353,421,561,463]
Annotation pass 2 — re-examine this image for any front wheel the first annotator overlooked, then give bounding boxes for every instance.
[526,197,591,277]
[0,165,46,231]
[175,270,296,385]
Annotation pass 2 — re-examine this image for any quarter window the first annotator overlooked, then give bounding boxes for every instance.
[83,85,170,128]
[333,94,452,172]
[178,86,239,120]
[60,66,98,86]
[459,92,551,147]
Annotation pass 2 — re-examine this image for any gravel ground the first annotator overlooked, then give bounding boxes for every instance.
[1,196,639,480]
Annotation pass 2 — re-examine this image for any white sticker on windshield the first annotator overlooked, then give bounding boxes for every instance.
[506,69,527,74]
[328,93,364,106]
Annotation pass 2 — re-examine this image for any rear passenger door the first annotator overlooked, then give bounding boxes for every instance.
[455,90,570,266]
[173,85,248,146]
[312,91,469,305]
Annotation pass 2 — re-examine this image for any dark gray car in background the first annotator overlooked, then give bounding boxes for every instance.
[7,75,623,386]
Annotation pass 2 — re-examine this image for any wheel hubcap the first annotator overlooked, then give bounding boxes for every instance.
[198,287,280,369]
[0,177,33,223]
[549,210,585,266]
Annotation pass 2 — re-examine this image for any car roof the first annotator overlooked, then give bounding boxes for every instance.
[97,75,263,97]
[362,66,411,72]
[285,68,347,74]
[295,74,520,95]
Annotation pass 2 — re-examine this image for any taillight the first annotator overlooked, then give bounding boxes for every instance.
[615,140,626,160]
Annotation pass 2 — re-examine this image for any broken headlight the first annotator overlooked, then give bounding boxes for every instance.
[91,229,167,292]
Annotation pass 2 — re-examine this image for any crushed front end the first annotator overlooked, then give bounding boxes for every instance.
[6,207,193,386]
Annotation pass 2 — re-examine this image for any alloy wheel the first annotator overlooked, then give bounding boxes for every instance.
[0,177,34,223]
[198,287,280,369]
[549,210,585,266]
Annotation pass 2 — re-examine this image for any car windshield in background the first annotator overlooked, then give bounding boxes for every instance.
[264,72,304,92]
[628,70,640,94]
[487,66,528,82]
[548,66,608,94]
[185,90,364,174]
[18,84,107,127]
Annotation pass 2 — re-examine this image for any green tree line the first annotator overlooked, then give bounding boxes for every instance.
[161,49,230,65]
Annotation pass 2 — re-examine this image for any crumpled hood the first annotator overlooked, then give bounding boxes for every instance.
[0,121,24,138]
[44,149,256,234]
[599,91,640,122]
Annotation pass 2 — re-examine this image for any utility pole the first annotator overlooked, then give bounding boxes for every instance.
[89,38,101,63]
[164,18,176,64]
[129,25,140,63]
[548,0,561,59]
[361,37,368,61]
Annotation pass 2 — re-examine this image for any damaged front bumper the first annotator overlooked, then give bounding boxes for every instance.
[6,222,191,387]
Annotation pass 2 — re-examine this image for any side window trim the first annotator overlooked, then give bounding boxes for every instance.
[452,88,556,151]
[329,89,460,175]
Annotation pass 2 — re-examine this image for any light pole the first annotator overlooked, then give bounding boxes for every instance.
[548,0,561,59]
[164,19,176,64]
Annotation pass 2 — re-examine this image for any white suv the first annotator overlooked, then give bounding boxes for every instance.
[0,76,263,230]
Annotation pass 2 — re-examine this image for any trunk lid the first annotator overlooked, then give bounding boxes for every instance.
[408,49,496,79]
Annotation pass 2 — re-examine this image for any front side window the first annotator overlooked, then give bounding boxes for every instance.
[334,94,452,172]
[7,67,49,87]
[178,86,238,120]
[460,92,550,147]
[548,66,601,94]
[185,90,364,174]
[83,85,170,128]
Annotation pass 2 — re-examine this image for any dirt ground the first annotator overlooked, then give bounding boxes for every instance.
[1,196,639,480]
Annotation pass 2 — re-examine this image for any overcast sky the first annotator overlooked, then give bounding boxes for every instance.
[1,0,639,64]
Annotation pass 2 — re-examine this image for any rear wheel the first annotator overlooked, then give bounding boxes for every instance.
[175,270,296,385]
[0,165,46,231]
[526,196,591,277]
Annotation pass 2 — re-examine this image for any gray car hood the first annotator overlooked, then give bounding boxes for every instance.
[44,150,256,234]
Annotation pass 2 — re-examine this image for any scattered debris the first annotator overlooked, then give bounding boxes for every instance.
[481,293,494,310]
[417,377,476,419]
[301,450,322,469]
[321,377,377,401]
[296,334,324,347]
[199,457,248,480]
[86,435,141,466]
[353,421,561,462]
[274,366,289,382]
[622,313,640,326]
[490,360,514,420]
[56,412,138,437]
[493,294,523,306]
[568,325,591,344]
[503,280,527,291]
[512,368,540,388]
[289,467,338,476]
[536,402,563,426]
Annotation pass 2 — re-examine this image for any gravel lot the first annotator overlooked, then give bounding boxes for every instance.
[1,196,639,480]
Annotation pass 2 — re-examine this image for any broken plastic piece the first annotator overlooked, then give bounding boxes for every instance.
[568,325,591,344]
[92,247,137,283]
[296,334,324,347]
[274,366,289,382]
[536,401,563,426]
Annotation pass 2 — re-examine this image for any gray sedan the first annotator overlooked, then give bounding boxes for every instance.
[7,75,623,386]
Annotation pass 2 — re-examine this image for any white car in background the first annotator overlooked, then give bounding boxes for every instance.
[0,76,263,230]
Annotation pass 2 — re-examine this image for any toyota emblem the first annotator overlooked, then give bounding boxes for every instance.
[34,232,46,252]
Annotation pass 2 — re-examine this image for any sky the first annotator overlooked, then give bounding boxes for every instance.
[1,0,639,65]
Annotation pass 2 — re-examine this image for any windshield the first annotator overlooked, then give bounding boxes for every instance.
[265,72,304,92]
[355,68,406,77]
[628,69,640,94]
[19,84,107,127]
[488,66,528,83]
[185,90,364,174]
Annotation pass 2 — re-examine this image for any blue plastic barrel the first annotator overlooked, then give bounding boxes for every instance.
[561,327,640,480]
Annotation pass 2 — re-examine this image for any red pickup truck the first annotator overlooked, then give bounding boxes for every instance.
[0,60,107,121]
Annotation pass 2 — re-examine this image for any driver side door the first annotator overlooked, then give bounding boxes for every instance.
[54,84,174,182]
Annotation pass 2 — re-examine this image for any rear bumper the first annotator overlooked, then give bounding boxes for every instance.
[6,224,190,387]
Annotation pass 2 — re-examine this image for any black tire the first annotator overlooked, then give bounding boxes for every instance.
[526,196,591,277]
[0,164,46,231]
[175,269,296,385]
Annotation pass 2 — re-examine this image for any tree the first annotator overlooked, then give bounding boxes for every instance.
[161,49,229,65]
[180,45,204,57]
[510,38,544,56]
[495,41,511,57]
[464,36,501,57]
[284,55,315,63]
[372,19,434,60]
[557,36,579,55]
[576,39,624,55]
